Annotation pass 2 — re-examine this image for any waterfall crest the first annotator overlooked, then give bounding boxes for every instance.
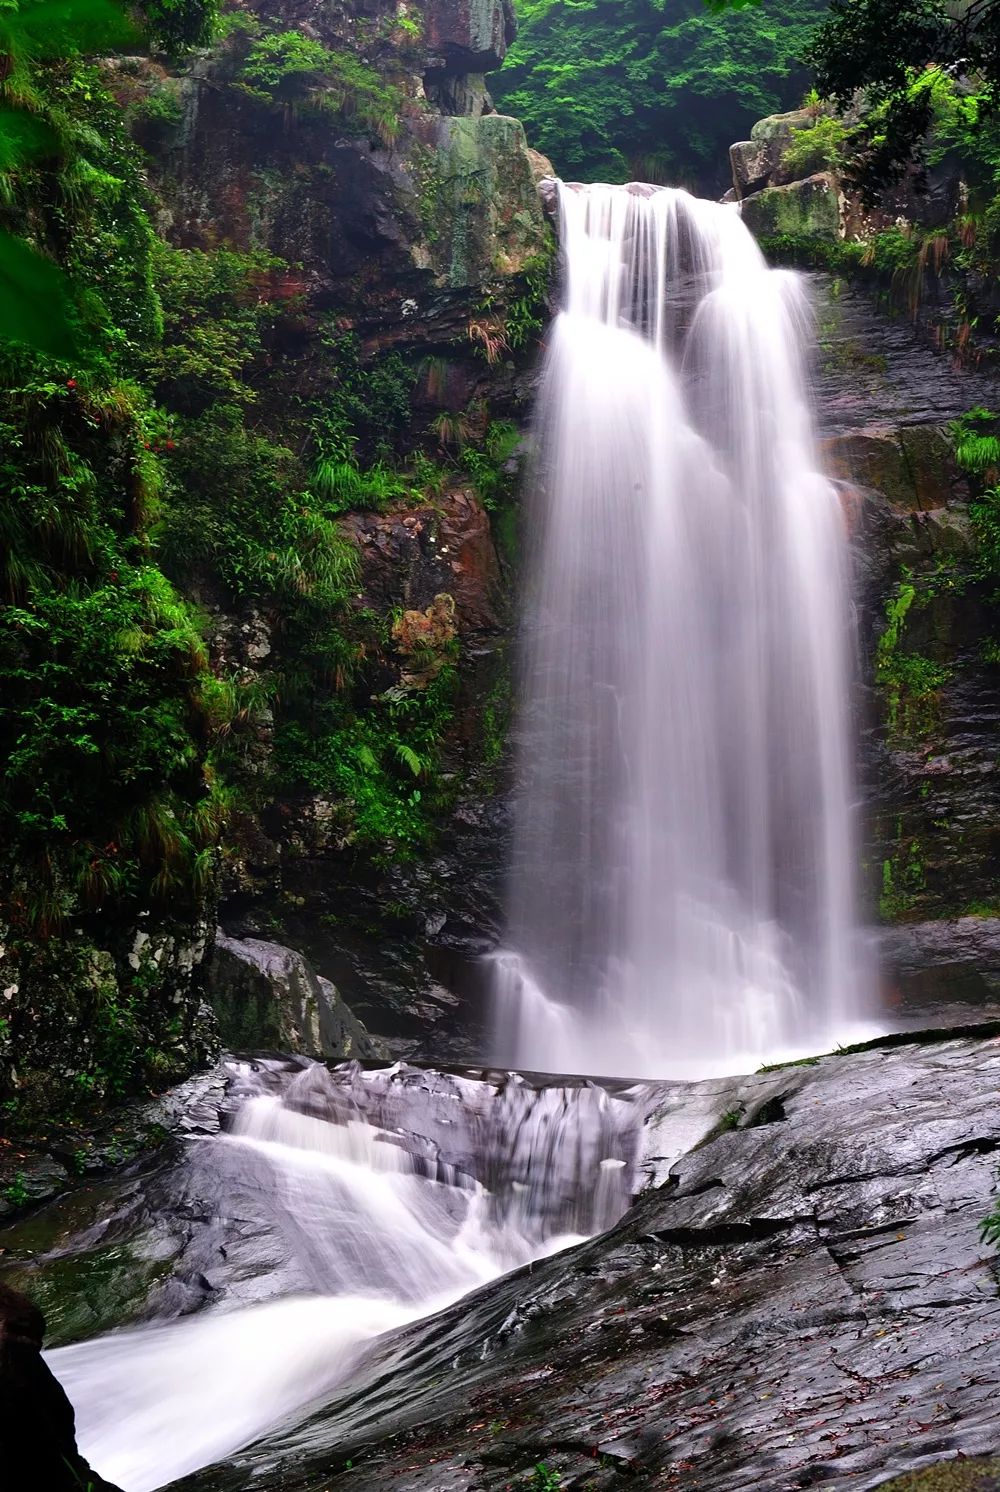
[493,181,873,1079]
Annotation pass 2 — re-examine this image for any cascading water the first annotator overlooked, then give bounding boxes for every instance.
[493,181,875,1080]
[46,1058,652,1491]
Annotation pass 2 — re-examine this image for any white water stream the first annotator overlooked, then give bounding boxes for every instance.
[47,1060,651,1491]
[493,182,876,1078]
[43,182,880,1492]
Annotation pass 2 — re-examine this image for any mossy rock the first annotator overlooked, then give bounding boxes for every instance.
[877,1458,1000,1491]
[741,172,841,242]
[749,107,816,145]
[822,427,960,514]
[898,424,962,511]
[424,112,548,287]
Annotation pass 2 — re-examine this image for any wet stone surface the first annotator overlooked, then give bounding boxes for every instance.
[169,1036,1000,1492]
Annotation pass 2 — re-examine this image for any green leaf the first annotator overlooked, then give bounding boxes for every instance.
[0,232,79,357]
[0,0,137,60]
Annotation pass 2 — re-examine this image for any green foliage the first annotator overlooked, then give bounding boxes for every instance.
[875,581,951,741]
[949,409,1000,477]
[503,247,555,353]
[0,0,217,358]
[148,242,282,413]
[240,29,402,143]
[311,330,415,466]
[312,458,408,514]
[970,487,1000,581]
[947,410,1000,586]
[0,231,79,357]
[526,1467,563,1492]
[782,113,849,176]
[0,45,227,940]
[4,1171,29,1207]
[493,0,828,190]
[241,30,337,87]
[140,0,218,52]
[981,1195,1000,1249]
[808,0,1000,193]
[275,666,459,852]
[461,419,520,510]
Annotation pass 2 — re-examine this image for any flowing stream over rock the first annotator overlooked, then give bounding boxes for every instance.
[493,181,875,1078]
[42,1060,655,1491]
[30,185,893,1492]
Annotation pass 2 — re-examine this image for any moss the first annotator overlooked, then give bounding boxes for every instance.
[875,582,952,744]
[877,1458,1000,1491]
[741,175,841,242]
[879,839,926,922]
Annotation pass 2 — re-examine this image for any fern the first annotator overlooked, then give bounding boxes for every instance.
[395,742,426,777]
[949,407,1000,475]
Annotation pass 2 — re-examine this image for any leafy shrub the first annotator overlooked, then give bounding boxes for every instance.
[949,408,1000,477]
[782,114,849,176]
[141,0,218,51]
[275,666,460,852]
[240,30,402,142]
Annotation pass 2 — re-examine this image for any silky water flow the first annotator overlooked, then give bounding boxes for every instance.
[44,182,877,1492]
[46,1059,653,1491]
[492,181,876,1079]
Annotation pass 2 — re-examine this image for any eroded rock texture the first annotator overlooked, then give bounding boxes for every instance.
[156,1034,1000,1492]
[802,276,1000,1018]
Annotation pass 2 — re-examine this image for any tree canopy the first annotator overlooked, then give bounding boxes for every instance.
[492,0,828,192]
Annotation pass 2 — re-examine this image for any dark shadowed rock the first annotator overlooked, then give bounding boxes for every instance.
[208,934,388,1060]
[0,1283,124,1492]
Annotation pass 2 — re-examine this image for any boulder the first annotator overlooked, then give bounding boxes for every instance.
[423,0,517,73]
[208,933,387,1059]
[740,171,842,240]
[0,1283,124,1492]
[730,107,815,198]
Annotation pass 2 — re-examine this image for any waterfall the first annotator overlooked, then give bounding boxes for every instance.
[492,181,874,1080]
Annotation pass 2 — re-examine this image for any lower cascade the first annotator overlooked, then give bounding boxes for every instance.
[45,1060,653,1492]
[493,181,875,1080]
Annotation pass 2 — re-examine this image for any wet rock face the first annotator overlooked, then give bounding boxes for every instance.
[881,917,1000,1017]
[423,0,516,72]
[102,0,552,1065]
[207,934,388,1060]
[340,486,504,635]
[158,1034,1000,1492]
[137,2,548,349]
[807,277,1000,974]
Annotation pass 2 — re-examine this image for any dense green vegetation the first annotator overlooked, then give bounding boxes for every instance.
[492,0,828,190]
[0,0,545,1112]
[807,0,1000,193]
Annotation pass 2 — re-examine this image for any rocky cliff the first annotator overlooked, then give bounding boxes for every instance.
[731,106,1000,1021]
